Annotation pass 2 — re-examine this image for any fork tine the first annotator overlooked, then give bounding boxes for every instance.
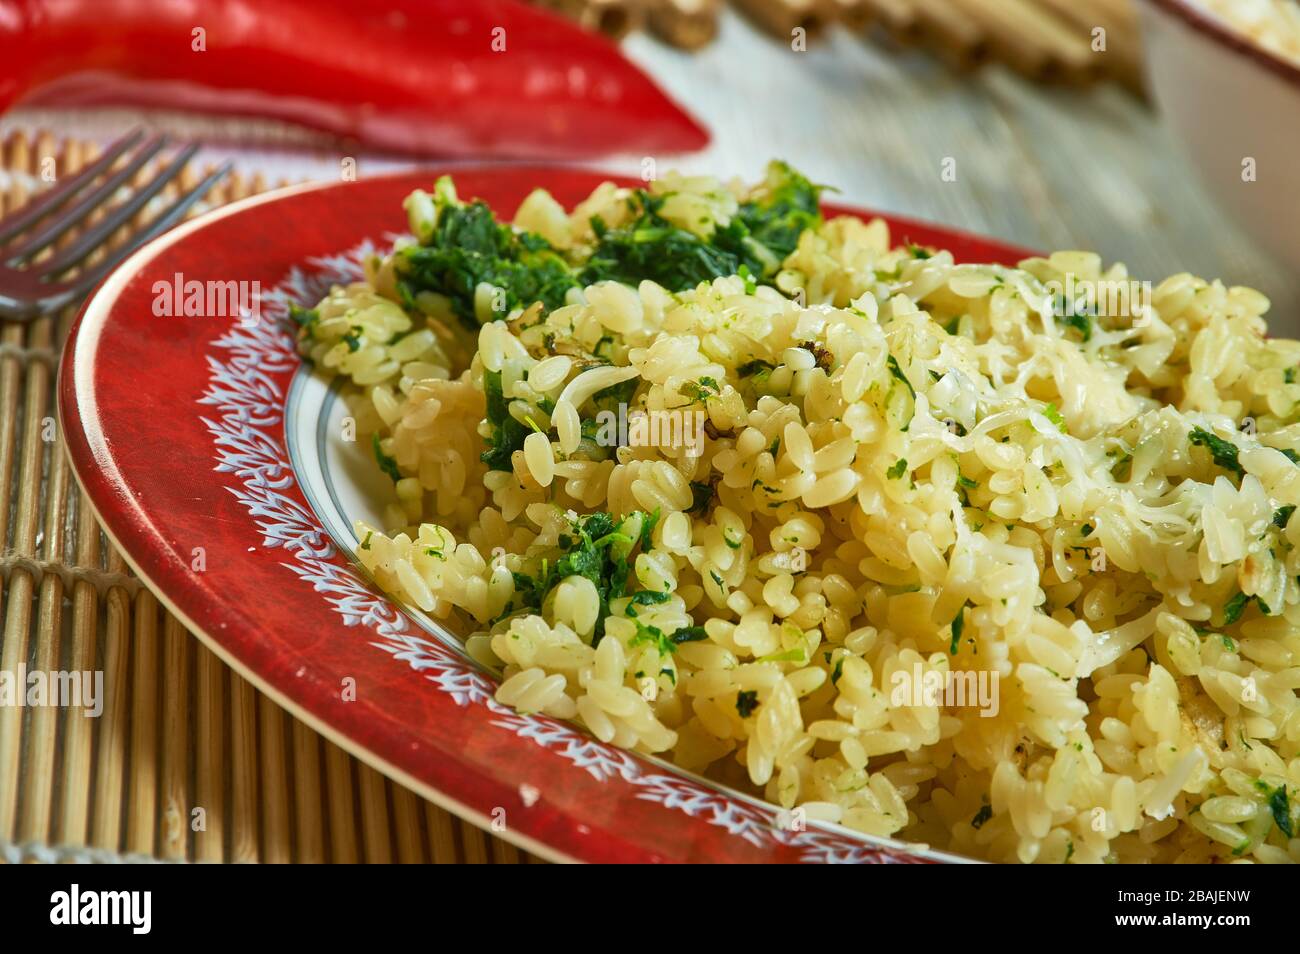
[35,142,203,277]
[5,135,170,265]
[0,128,145,246]
[49,162,231,307]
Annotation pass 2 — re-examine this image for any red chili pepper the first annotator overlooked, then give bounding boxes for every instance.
[0,0,708,159]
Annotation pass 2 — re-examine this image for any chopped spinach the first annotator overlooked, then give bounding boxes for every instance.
[949,604,967,655]
[397,177,578,328]
[372,433,402,483]
[1189,426,1244,479]
[480,369,529,472]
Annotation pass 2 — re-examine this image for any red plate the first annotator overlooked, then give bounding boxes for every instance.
[59,168,1037,864]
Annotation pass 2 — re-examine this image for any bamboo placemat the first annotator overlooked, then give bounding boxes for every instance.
[0,131,541,864]
[534,0,1144,91]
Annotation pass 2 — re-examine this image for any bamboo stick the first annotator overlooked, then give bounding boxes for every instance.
[258,694,292,863]
[949,0,1095,82]
[325,741,359,863]
[23,339,73,845]
[358,764,393,863]
[647,0,721,50]
[229,671,260,863]
[125,590,160,856]
[194,643,226,861]
[459,819,492,864]
[827,0,873,34]
[291,719,325,862]
[158,614,190,860]
[1033,0,1144,90]
[912,0,989,69]
[535,0,644,39]
[858,0,920,43]
[57,491,101,847]
[0,131,37,844]
[90,586,131,850]
[732,0,829,42]
[425,799,462,863]
[389,781,426,864]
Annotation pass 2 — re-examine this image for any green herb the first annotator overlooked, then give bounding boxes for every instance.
[1042,403,1067,433]
[372,433,402,483]
[288,303,320,335]
[1287,368,1297,385]
[971,804,992,829]
[886,458,908,480]
[509,510,659,644]
[480,369,529,472]
[625,590,671,618]
[1268,784,1294,838]
[737,358,776,378]
[735,690,760,718]
[1189,426,1245,479]
[886,354,915,400]
[397,178,579,328]
[1273,505,1296,529]
[582,162,821,291]
[1222,591,1251,626]
[629,620,677,657]
[341,327,362,352]
[738,263,757,294]
[1081,523,1094,537]
[1062,311,1093,342]
[671,625,708,645]
[678,378,719,404]
[831,658,844,686]
[949,604,967,655]
[1284,449,1300,464]
[639,508,660,553]
[956,474,978,489]
[360,531,373,551]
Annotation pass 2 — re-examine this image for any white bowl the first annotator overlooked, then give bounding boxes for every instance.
[1139,0,1300,270]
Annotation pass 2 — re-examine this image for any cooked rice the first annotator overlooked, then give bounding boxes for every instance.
[298,167,1300,864]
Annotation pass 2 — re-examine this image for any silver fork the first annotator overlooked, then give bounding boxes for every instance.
[0,129,231,322]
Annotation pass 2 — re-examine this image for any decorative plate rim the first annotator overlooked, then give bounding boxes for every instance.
[1145,0,1300,88]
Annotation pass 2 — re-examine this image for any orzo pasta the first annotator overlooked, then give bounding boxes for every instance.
[293,163,1300,864]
